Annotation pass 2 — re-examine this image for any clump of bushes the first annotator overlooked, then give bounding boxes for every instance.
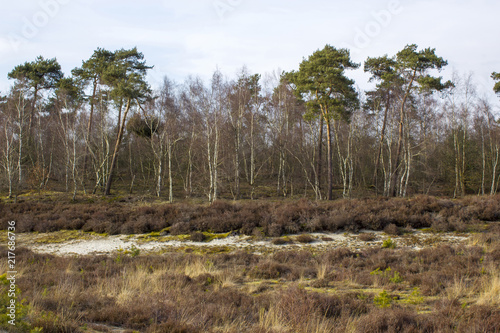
[383,223,401,236]
[358,233,376,242]
[295,234,315,243]
[272,237,292,245]
[2,194,499,237]
[190,231,206,242]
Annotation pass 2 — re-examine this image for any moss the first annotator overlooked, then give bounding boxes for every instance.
[202,231,232,242]
[305,286,338,294]
[136,231,161,240]
[85,231,108,237]
[34,230,88,244]
[33,230,109,244]
[199,246,232,254]
[135,233,190,243]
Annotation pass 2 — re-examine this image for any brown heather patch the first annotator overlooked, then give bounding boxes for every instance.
[2,195,500,237]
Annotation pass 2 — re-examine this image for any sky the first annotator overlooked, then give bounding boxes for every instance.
[0,0,499,109]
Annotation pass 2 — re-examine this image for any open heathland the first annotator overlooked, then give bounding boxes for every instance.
[0,195,499,332]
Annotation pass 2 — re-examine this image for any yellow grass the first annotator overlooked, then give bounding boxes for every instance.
[477,269,500,306]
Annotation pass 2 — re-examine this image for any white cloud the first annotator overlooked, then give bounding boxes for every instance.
[0,0,498,108]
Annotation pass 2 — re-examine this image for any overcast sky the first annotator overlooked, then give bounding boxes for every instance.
[1,0,499,109]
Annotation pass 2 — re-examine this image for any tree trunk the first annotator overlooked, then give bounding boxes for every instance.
[325,118,333,200]
[390,71,415,197]
[185,127,195,198]
[72,134,78,201]
[234,117,241,199]
[250,113,256,199]
[491,146,499,195]
[373,96,390,190]
[213,120,219,202]
[156,154,162,197]
[390,109,404,197]
[317,117,323,195]
[168,142,174,203]
[104,98,131,195]
[82,79,98,191]
[480,124,485,195]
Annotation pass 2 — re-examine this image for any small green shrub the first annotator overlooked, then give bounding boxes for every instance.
[382,237,396,249]
[129,245,140,257]
[370,267,403,284]
[405,287,424,305]
[374,290,393,308]
[0,274,35,331]
[389,271,403,284]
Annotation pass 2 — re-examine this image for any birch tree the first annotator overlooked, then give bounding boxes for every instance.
[54,77,85,200]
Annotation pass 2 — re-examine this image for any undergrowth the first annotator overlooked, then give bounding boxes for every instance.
[0,222,498,332]
[0,194,498,236]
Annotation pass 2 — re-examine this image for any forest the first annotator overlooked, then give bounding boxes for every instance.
[1,42,500,333]
[1,44,500,202]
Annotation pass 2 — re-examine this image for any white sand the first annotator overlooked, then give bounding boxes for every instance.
[21,230,471,256]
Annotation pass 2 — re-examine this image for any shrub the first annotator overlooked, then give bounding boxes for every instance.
[0,274,33,331]
[2,195,498,236]
[129,245,140,257]
[272,237,290,245]
[321,248,356,265]
[382,238,396,249]
[295,234,315,244]
[273,251,315,266]
[358,233,376,242]
[170,222,191,235]
[190,231,206,242]
[355,308,422,333]
[248,260,295,280]
[373,290,393,308]
[384,223,401,236]
[405,287,424,305]
[389,271,403,284]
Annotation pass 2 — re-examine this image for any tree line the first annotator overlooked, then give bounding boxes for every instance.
[1,44,499,201]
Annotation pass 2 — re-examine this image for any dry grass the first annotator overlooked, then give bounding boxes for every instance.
[183,256,220,278]
[445,275,476,302]
[316,263,331,280]
[477,268,500,306]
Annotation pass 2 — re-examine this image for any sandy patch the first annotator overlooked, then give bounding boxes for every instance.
[16,230,473,256]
